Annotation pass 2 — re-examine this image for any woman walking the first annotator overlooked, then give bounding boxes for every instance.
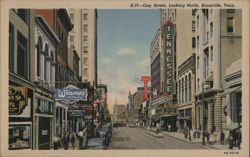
[70,131,76,150]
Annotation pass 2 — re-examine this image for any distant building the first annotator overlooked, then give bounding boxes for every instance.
[113,104,126,126]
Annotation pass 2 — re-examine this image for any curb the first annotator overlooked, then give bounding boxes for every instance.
[163,132,203,144]
[144,130,163,138]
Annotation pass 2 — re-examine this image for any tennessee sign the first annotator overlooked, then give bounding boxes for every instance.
[164,21,174,93]
[54,85,87,104]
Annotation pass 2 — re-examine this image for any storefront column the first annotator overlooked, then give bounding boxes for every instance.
[207,101,212,132]
[214,95,222,133]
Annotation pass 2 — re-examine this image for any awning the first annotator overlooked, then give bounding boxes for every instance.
[223,122,241,131]
[220,86,241,96]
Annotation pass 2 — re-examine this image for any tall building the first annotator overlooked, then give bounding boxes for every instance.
[8,9,35,150]
[175,10,196,131]
[67,9,98,85]
[194,9,242,135]
[149,9,178,131]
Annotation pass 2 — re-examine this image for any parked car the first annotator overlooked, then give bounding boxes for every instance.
[87,138,107,150]
[96,128,110,146]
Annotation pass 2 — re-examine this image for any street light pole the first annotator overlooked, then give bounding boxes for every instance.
[202,82,205,146]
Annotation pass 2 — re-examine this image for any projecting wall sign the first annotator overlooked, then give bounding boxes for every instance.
[54,85,88,104]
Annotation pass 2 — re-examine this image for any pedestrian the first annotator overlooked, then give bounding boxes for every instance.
[83,127,88,149]
[78,129,84,149]
[156,123,160,135]
[168,124,171,132]
[63,132,70,150]
[53,134,60,150]
[70,131,76,150]
[220,132,225,145]
[184,128,188,139]
[229,134,234,150]
[237,130,242,149]
[189,129,193,141]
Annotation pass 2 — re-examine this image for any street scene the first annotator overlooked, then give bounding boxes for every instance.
[8,8,242,151]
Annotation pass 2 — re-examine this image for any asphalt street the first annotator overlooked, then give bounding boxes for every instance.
[108,127,204,149]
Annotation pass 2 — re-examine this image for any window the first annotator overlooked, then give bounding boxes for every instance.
[188,74,191,101]
[84,68,88,77]
[70,35,74,42]
[197,36,199,49]
[192,9,196,16]
[210,46,213,62]
[84,24,88,32]
[227,17,234,32]
[84,46,88,53]
[9,23,14,72]
[197,15,199,28]
[185,76,187,102]
[84,57,88,65]
[206,31,209,42]
[192,37,196,48]
[210,22,213,37]
[83,13,88,20]
[83,35,88,42]
[37,36,43,77]
[182,78,184,103]
[17,9,28,24]
[192,21,196,30]
[178,80,181,103]
[227,9,235,13]
[197,56,199,70]
[70,13,74,20]
[44,44,48,81]
[204,48,209,78]
[197,79,200,92]
[17,31,28,78]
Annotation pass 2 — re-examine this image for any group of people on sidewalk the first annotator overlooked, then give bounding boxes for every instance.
[53,128,88,150]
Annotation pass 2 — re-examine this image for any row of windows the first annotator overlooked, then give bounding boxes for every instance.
[9,22,28,79]
[178,73,192,104]
[69,13,88,20]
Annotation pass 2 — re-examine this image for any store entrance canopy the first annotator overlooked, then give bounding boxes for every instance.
[223,122,240,131]
[220,86,241,97]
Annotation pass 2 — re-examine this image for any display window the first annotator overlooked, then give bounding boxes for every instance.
[9,125,31,149]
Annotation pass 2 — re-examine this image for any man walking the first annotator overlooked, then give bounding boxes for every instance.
[168,124,171,132]
[78,129,84,149]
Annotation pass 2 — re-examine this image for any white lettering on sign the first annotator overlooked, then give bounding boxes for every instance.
[41,130,48,135]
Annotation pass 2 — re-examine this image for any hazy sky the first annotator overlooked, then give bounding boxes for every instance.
[97,9,160,112]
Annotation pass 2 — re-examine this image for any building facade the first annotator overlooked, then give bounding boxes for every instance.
[113,104,126,126]
[67,9,98,85]
[9,9,35,150]
[33,15,59,149]
[175,10,196,132]
[194,9,242,135]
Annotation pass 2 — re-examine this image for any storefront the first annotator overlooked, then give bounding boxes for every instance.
[55,102,68,138]
[177,108,192,132]
[9,79,34,150]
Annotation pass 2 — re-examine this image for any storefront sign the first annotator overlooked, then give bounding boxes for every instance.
[54,85,87,104]
[68,109,85,118]
[164,22,174,93]
[9,87,27,115]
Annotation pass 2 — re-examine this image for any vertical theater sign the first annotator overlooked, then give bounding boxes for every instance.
[164,21,174,94]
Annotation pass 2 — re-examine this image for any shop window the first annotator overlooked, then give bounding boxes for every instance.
[17,31,28,78]
[9,125,31,149]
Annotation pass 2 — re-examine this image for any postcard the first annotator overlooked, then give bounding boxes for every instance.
[0,0,249,157]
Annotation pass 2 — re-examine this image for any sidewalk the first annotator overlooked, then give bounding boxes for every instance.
[163,131,238,150]
[163,131,202,143]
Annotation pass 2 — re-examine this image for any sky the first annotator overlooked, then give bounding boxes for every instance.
[97,9,160,113]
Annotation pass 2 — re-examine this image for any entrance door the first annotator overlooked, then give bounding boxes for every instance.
[38,117,51,149]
